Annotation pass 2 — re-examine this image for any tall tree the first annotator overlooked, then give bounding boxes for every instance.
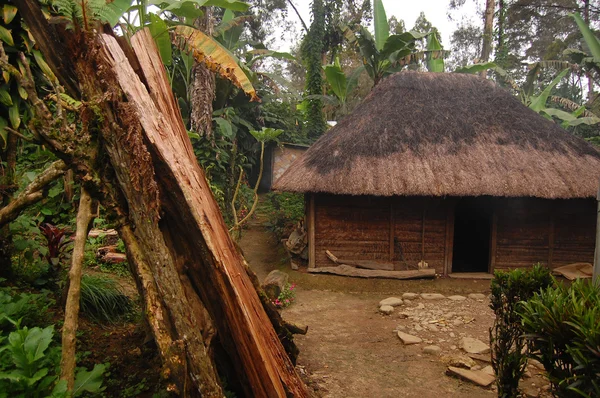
[480,0,495,77]
[302,0,327,141]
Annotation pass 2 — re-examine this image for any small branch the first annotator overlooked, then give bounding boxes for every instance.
[0,160,67,228]
[5,127,35,143]
[286,0,309,33]
[60,188,94,393]
[230,166,244,229]
[236,141,265,227]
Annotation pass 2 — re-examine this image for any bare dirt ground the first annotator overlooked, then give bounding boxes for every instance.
[239,223,549,398]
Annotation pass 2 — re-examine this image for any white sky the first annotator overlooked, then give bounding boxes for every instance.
[278,0,482,50]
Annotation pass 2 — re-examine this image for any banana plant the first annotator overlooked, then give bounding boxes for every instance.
[302,57,364,118]
[343,0,430,86]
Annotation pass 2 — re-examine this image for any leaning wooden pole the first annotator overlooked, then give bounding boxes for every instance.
[60,188,94,392]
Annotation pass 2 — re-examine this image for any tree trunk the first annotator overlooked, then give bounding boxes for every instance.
[14,2,308,396]
[0,130,19,276]
[480,0,495,78]
[60,188,94,392]
[190,7,216,138]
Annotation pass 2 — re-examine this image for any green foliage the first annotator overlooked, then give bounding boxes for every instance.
[520,279,600,397]
[0,285,54,332]
[262,192,304,240]
[79,275,132,323]
[272,283,296,308]
[0,322,107,397]
[301,0,327,141]
[489,264,553,398]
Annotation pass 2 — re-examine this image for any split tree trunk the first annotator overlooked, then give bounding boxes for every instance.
[14,2,308,396]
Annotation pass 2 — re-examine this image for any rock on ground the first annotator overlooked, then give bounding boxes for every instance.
[379,297,403,307]
[379,305,394,315]
[468,293,487,300]
[423,345,442,355]
[397,331,422,345]
[460,337,490,354]
[402,292,419,299]
[447,295,467,301]
[420,293,446,300]
[446,366,495,387]
[262,270,289,300]
[441,354,477,369]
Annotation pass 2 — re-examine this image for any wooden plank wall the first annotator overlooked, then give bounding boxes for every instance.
[312,194,596,274]
[553,199,596,267]
[314,195,448,274]
[494,198,596,270]
[314,195,391,268]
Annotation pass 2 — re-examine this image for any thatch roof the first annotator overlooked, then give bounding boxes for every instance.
[274,72,600,199]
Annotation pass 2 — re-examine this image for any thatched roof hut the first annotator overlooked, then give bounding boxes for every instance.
[274,72,600,278]
[274,72,600,199]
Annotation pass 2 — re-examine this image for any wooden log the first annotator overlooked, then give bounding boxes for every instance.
[308,264,436,279]
[325,250,395,271]
[262,270,289,300]
[283,320,308,335]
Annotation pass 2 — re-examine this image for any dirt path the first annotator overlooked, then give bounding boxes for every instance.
[239,223,517,398]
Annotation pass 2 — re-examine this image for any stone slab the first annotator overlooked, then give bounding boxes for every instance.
[379,297,403,307]
[397,331,422,345]
[446,366,495,387]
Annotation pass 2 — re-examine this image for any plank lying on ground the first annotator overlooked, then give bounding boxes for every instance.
[325,250,395,271]
[308,264,435,279]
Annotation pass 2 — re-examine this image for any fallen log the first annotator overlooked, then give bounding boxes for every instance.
[325,250,395,271]
[308,264,436,279]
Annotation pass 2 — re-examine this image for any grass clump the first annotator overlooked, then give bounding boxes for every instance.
[80,275,132,323]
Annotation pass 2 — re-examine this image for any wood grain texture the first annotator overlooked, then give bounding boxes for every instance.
[107,29,307,397]
[308,264,436,279]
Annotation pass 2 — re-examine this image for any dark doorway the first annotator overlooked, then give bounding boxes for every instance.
[452,197,492,273]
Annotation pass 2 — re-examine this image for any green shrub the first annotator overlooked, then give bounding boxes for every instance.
[272,283,297,308]
[80,275,132,323]
[519,279,600,397]
[0,284,54,332]
[0,323,107,397]
[262,192,304,240]
[489,264,553,398]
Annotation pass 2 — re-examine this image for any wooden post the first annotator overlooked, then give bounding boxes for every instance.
[308,194,316,269]
[594,182,600,282]
[421,202,426,263]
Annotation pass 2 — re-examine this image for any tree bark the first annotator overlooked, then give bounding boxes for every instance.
[480,0,495,78]
[0,160,67,228]
[60,188,94,392]
[190,7,216,137]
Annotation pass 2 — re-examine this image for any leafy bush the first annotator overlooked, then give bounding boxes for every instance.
[0,285,54,332]
[80,275,132,323]
[262,192,304,240]
[489,264,553,397]
[0,323,107,397]
[519,279,600,397]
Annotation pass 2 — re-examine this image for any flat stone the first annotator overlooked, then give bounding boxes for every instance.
[446,366,495,387]
[468,293,487,300]
[460,337,490,354]
[397,331,422,345]
[427,324,439,332]
[379,305,394,315]
[481,365,495,376]
[423,345,442,355]
[467,353,491,363]
[420,293,446,300]
[441,354,476,369]
[402,292,419,299]
[379,297,403,307]
[447,295,467,301]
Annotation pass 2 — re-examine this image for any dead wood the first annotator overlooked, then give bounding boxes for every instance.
[0,160,67,228]
[325,250,395,271]
[60,188,94,392]
[308,264,436,279]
